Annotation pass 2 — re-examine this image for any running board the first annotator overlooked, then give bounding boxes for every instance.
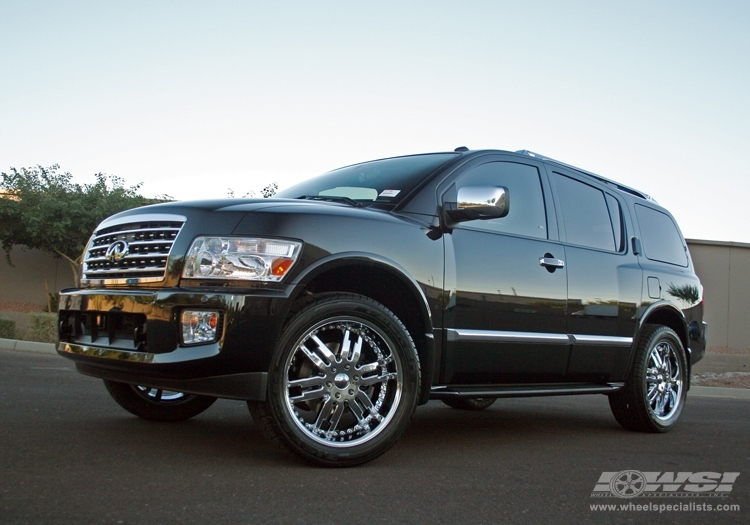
[430,383,624,399]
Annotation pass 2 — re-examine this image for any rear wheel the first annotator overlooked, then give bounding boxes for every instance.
[250,293,420,467]
[441,398,496,410]
[609,325,687,432]
[103,380,216,422]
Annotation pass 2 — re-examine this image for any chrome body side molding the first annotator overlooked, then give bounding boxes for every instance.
[446,329,633,347]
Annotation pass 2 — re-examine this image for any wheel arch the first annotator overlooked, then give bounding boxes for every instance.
[288,253,436,404]
[633,301,692,379]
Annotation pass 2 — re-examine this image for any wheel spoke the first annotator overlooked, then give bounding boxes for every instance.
[355,390,375,412]
[348,334,363,363]
[300,345,328,371]
[669,359,680,381]
[667,389,678,411]
[357,361,379,374]
[311,335,337,364]
[651,348,664,369]
[647,384,660,404]
[313,397,336,432]
[664,351,672,377]
[328,401,345,430]
[657,391,669,416]
[339,330,352,361]
[347,398,366,422]
[358,371,397,387]
[290,386,326,403]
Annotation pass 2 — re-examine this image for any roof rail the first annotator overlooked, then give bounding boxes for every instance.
[515,150,657,203]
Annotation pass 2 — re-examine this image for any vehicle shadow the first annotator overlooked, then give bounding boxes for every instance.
[69,395,628,468]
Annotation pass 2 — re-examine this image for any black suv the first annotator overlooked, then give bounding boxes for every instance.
[57,148,707,466]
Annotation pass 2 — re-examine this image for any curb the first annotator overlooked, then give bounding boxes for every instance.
[690,386,750,400]
[0,338,56,355]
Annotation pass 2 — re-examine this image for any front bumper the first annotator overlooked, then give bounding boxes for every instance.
[57,287,289,400]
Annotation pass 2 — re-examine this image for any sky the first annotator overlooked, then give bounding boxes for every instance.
[1,0,748,242]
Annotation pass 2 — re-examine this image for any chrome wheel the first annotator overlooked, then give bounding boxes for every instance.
[645,340,682,421]
[134,386,194,403]
[251,293,420,466]
[608,324,687,433]
[284,318,403,447]
[103,379,216,422]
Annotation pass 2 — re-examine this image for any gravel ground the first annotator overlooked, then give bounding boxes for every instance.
[691,371,750,389]
[705,346,750,355]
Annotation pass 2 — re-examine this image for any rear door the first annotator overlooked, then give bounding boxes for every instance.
[546,167,641,383]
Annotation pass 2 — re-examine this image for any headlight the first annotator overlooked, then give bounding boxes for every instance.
[182,237,302,281]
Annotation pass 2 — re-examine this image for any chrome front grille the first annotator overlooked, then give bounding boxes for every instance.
[82,214,186,284]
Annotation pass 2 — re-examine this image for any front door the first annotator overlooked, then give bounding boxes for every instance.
[442,158,568,384]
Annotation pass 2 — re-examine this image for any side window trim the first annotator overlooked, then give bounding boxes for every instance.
[438,156,559,241]
[546,166,626,254]
[605,193,625,253]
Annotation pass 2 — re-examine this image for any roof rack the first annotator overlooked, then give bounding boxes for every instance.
[515,150,657,203]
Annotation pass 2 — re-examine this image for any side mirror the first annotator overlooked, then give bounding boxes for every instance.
[445,186,510,224]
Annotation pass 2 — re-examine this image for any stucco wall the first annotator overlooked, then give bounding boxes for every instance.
[687,239,750,351]
[0,246,76,307]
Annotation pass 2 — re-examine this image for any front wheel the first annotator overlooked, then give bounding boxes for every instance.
[250,293,421,467]
[103,380,217,422]
[609,325,687,432]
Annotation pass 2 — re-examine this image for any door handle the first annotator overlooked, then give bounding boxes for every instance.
[539,256,565,269]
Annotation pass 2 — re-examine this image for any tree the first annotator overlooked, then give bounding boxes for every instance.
[0,164,169,283]
[261,182,278,198]
[227,182,278,199]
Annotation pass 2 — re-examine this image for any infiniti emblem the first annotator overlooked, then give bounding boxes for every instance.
[105,240,130,262]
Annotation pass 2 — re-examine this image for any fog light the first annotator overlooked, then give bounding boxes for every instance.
[181,310,220,345]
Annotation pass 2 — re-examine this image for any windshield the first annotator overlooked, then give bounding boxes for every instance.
[275,153,458,206]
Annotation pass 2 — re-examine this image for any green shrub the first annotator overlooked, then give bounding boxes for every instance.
[24,313,58,343]
[0,317,16,339]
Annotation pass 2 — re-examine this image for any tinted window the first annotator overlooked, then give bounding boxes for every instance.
[276,153,458,206]
[455,162,547,239]
[635,204,688,266]
[553,173,616,251]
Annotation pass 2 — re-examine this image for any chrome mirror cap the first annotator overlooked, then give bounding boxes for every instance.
[447,186,510,223]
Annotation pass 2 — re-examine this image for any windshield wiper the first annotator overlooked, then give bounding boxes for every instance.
[296,195,363,208]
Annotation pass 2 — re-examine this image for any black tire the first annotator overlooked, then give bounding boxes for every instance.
[441,398,496,410]
[249,293,420,467]
[609,325,687,432]
[103,380,217,422]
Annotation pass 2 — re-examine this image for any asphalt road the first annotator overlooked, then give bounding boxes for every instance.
[1,350,747,525]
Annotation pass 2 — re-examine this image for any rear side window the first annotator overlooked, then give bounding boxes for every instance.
[635,204,688,266]
[455,161,547,239]
[553,173,618,251]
